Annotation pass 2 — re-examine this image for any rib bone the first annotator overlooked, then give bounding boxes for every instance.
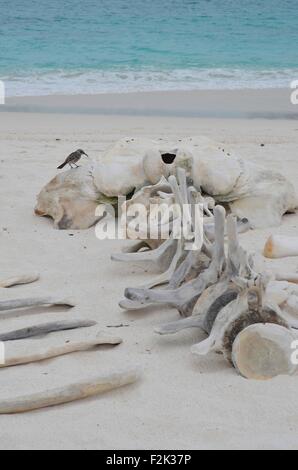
[123,205,226,316]
[0,296,75,312]
[0,326,122,368]
[0,319,97,342]
[112,237,178,273]
[0,367,140,414]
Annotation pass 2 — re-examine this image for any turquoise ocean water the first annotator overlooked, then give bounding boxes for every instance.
[1,0,298,96]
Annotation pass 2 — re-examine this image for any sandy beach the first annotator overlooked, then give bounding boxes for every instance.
[0,90,297,449]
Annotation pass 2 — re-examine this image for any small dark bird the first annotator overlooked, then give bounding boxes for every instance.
[57,149,88,170]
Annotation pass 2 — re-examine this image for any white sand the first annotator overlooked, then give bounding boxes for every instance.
[0,107,298,449]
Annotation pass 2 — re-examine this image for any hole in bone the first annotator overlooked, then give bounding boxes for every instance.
[161,153,177,164]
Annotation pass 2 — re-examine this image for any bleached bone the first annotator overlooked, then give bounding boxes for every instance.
[0,296,75,312]
[150,171,209,289]
[169,169,192,239]
[121,241,154,254]
[168,249,211,289]
[284,295,298,316]
[187,214,251,333]
[274,272,298,284]
[118,170,204,295]
[136,239,184,290]
[130,239,209,293]
[264,235,298,259]
[232,323,297,380]
[123,205,226,316]
[0,272,40,288]
[122,176,172,211]
[119,297,154,310]
[155,214,246,335]
[203,217,250,243]
[277,295,298,329]
[191,282,289,362]
[265,280,298,307]
[131,188,210,291]
[112,237,178,273]
[36,136,297,230]
[155,316,204,335]
[0,326,122,368]
[119,176,176,242]
[0,367,140,414]
[0,319,96,342]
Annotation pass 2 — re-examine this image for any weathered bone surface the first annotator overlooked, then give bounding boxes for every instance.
[264,235,298,259]
[155,214,253,336]
[35,136,297,229]
[232,324,297,380]
[0,267,138,412]
[0,272,40,288]
[191,284,289,362]
[118,170,213,291]
[35,165,104,229]
[0,296,75,312]
[0,319,97,342]
[0,326,122,368]
[112,237,178,273]
[0,367,140,414]
[152,207,298,379]
[122,204,226,316]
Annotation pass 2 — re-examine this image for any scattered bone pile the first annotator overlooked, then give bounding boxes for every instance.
[0,274,139,413]
[113,169,298,380]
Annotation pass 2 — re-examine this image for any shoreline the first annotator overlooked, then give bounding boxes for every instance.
[2,88,298,119]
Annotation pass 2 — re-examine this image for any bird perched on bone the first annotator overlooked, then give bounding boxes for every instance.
[57,149,88,169]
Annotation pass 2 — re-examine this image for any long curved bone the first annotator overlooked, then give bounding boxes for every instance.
[0,326,122,368]
[0,296,75,312]
[123,205,226,316]
[232,323,297,380]
[112,237,178,272]
[0,272,40,288]
[264,235,298,259]
[0,367,140,414]
[0,319,97,342]
[138,239,184,290]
